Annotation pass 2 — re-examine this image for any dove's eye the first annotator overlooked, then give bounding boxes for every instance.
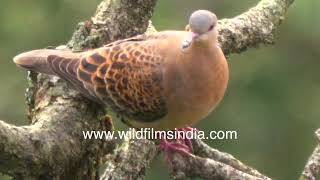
[208,25,214,31]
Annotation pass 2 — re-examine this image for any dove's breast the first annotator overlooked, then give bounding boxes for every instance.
[128,34,229,130]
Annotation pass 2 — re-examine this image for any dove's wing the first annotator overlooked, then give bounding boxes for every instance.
[47,34,169,122]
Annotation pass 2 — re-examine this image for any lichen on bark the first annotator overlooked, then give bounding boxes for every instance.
[0,0,300,179]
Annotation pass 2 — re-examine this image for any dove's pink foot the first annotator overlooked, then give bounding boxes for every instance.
[159,127,198,163]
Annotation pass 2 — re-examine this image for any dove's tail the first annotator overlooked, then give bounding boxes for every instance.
[13,49,103,103]
[13,49,78,75]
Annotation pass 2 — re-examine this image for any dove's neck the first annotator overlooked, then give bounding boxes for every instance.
[211,28,219,45]
[192,28,218,48]
[166,30,228,128]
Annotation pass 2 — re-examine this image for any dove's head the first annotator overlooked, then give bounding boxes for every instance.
[182,10,218,50]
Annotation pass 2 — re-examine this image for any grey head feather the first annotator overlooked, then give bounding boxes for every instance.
[181,10,218,51]
[188,10,217,35]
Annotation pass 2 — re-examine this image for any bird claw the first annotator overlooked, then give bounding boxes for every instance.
[158,127,196,164]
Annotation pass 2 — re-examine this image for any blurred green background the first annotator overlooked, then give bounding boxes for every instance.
[0,0,319,179]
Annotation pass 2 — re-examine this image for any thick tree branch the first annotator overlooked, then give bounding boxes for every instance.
[0,0,156,178]
[0,74,116,179]
[100,136,157,180]
[67,0,156,50]
[218,0,294,55]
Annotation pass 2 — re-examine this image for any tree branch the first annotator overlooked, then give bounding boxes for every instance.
[67,0,156,50]
[0,0,156,178]
[300,129,320,180]
[0,0,297,179]
[116,0,294,179]
[192,139,270,179]
[0,74,115,179]
[170,153,267,180]
[100,136,157,180]
[218,0,294,55]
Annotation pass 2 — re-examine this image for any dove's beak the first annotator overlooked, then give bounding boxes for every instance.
[181,32,199,50]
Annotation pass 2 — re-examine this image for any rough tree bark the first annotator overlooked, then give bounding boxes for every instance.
[1,0,314,179]
[0,0,157,179]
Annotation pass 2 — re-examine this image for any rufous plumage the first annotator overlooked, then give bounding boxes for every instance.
[14,10,229,130]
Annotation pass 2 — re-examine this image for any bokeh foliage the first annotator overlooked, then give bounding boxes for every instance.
[0,0,319,179]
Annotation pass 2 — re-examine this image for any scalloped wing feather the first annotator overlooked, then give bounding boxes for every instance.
[48,34,168,122]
